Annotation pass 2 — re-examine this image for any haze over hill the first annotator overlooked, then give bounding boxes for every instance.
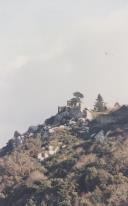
[1,0,128,146]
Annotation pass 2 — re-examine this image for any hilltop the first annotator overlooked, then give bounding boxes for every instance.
[0,93,128,206]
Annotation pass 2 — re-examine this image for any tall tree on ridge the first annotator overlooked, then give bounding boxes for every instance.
[94,94,106,112]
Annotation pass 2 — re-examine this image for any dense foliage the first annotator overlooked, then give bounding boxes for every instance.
[0,128,128,206]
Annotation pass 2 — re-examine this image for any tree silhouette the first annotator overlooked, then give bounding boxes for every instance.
[71,92,84,108]
[73,92,84,99]
[94,94,106,112]
[67,92,84,108]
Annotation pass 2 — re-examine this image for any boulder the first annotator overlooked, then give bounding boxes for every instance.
[95,130,105,143]
[28,126,39,133]
[13,131,21,138]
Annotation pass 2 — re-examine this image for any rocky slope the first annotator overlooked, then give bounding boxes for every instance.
[0,101,128,206]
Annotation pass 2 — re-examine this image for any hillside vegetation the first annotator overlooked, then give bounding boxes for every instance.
[0,93,128,206]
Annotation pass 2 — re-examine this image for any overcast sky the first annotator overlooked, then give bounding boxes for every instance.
[0,0,128,146]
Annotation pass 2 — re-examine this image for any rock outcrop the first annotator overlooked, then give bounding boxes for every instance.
[90,105,128,134]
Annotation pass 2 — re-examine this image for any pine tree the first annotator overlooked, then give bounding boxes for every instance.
[94,94,106,112]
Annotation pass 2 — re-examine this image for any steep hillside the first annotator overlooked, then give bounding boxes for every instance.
[0,97,128,206]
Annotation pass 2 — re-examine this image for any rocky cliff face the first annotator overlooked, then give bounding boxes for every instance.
[0,104,128,206]
[90,105,128,134]
[45,106,83,126]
